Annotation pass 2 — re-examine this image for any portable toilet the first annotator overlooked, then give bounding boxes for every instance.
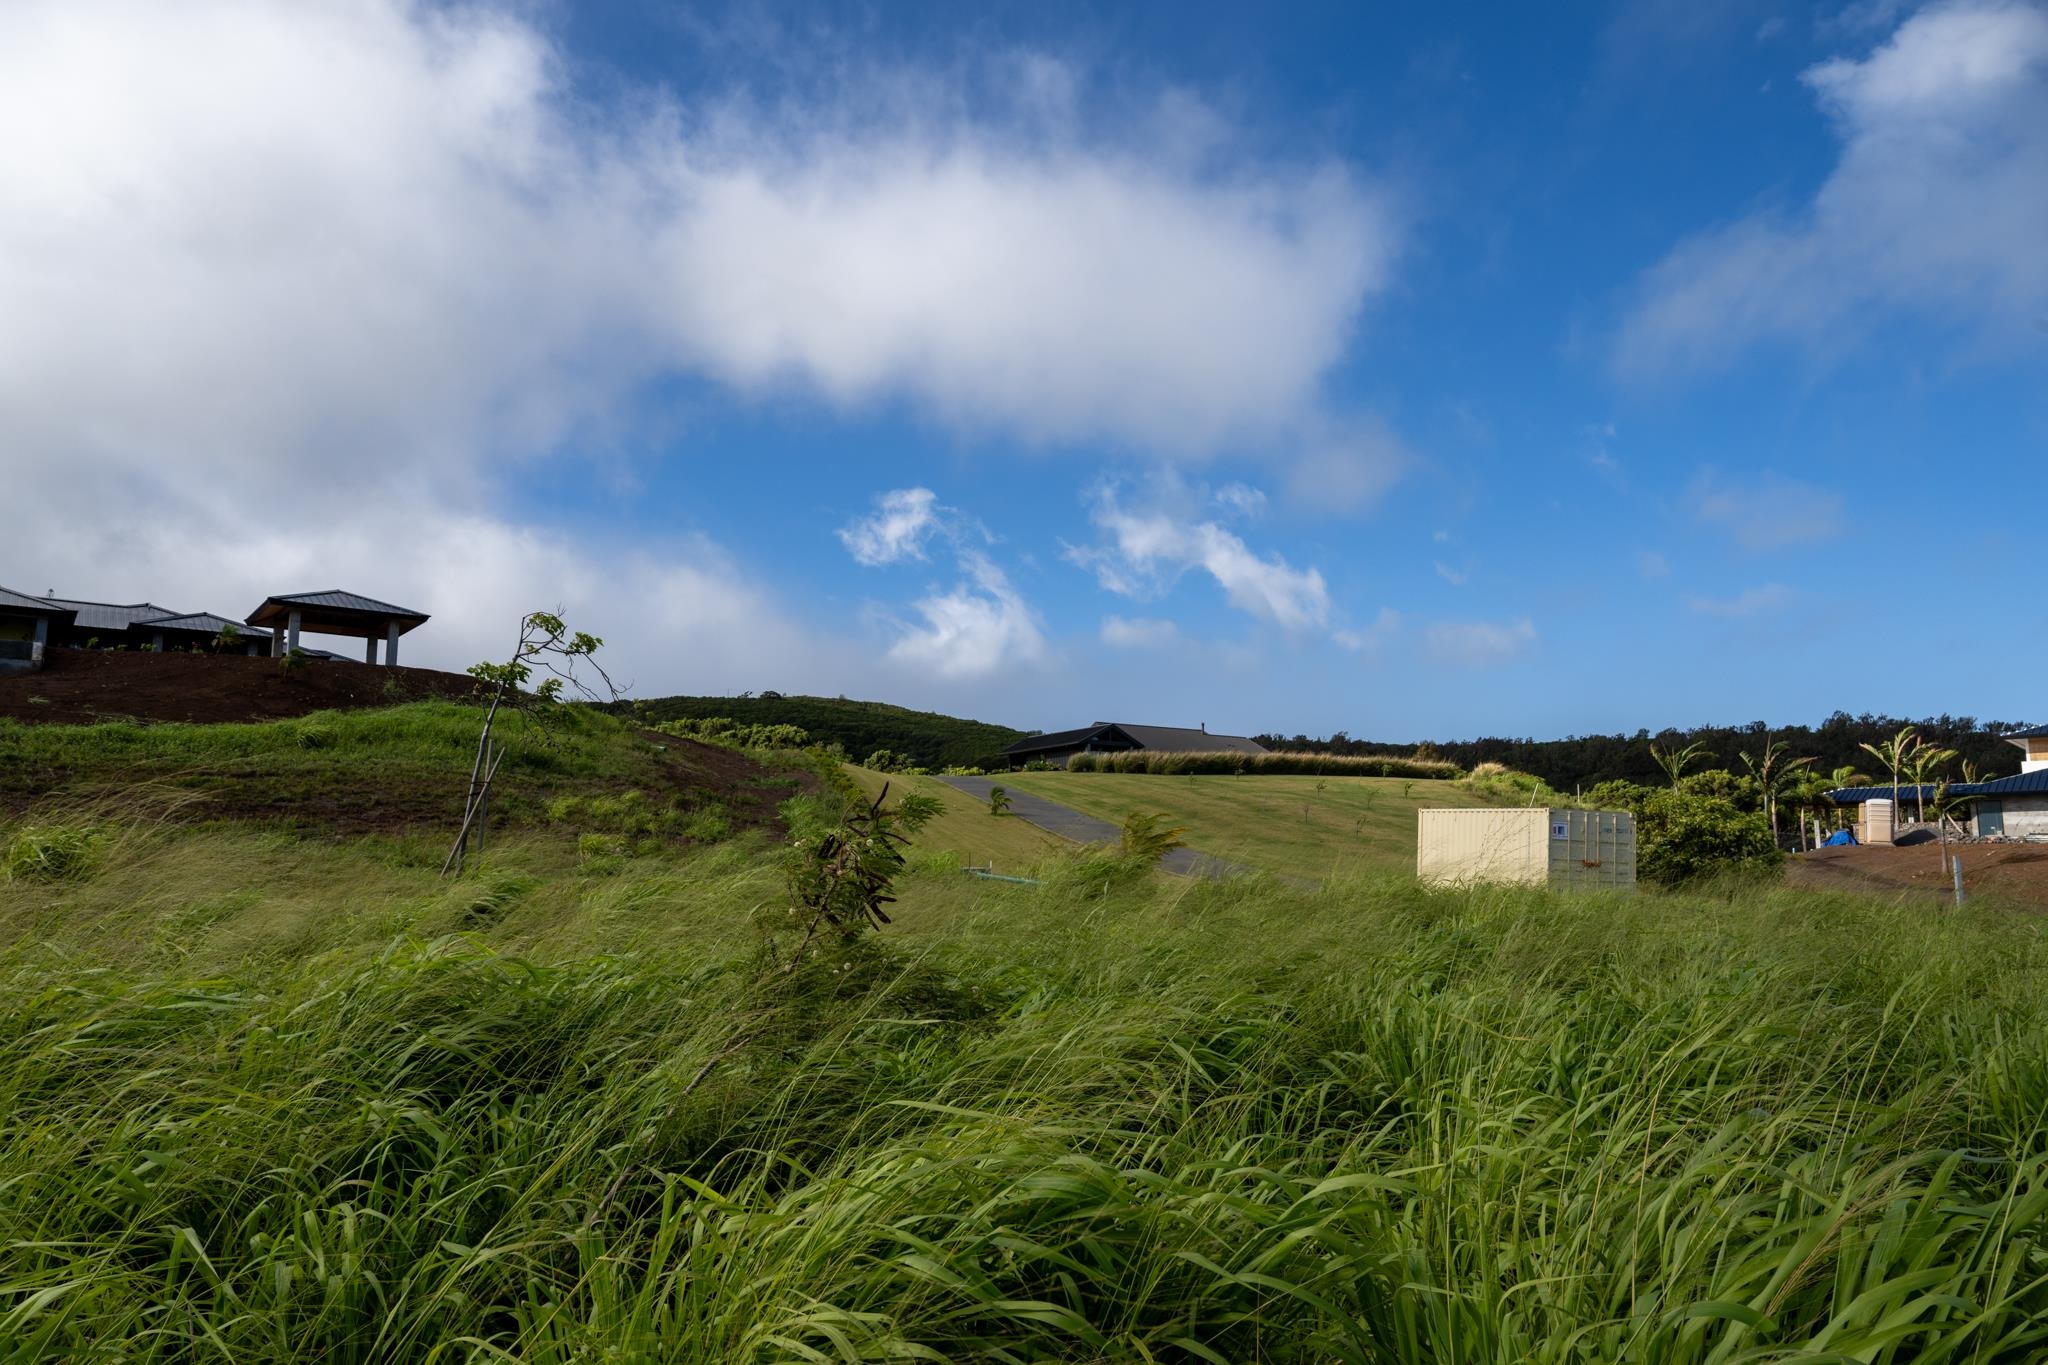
[1860,798,1894,845]
[1417,808,1635,890]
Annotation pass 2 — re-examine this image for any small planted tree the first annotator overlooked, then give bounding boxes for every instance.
[443,611,617,877]
[777,784,939,972]
[987,784,1011,816]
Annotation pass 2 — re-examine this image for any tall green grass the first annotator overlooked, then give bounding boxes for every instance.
[1067,749,1461,778]
[4,843,2046,1360]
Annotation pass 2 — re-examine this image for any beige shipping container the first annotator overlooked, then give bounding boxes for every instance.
[1416,808,1635,890]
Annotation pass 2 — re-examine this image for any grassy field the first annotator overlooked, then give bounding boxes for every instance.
[5,710,2048,1360]
[1002,770,1515,879]
[844,766,1070,875]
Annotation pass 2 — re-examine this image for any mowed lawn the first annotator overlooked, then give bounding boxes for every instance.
[1002,771,1514,879]
[846,765,1070,873]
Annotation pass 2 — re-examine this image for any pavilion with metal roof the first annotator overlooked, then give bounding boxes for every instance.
[245,590,430,666]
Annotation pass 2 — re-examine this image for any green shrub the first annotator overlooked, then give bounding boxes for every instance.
[294,720,337,750]
[987,785,1011,817]
[1634,788,1783,886]
[3,823,106,882]
[681,808,732,843]
[1118,811,1188,863]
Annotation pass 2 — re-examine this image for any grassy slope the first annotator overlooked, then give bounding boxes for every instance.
[844,765,1070,875]
[612,693,1025,769]
[1002,771,1515,878]
[0,701,809,838]
[6,709,2048,1358]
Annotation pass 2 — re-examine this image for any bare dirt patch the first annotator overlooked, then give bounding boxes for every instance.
[0,647,481,726]
[1787,841,2048,909]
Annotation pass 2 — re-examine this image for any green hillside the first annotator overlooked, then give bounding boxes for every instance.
[612,693,1026,769]
[1003,771,1514,879]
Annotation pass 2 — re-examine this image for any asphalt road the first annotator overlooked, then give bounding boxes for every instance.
[936,775,1243,879]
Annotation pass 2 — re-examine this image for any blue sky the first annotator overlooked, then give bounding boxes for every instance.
[5,0,2044,739]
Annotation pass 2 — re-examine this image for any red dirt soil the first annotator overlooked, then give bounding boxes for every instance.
[1787,841,2048,909]
[0,647,482,726]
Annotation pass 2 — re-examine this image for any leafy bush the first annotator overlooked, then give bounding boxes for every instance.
[863,748,909,773]
[1456,762,1556,803]
[1118,811,1188,863]
[1585,782,1782,886]
[655,717,811,750]
[3,823,106,882]
[1067,750,1462,778]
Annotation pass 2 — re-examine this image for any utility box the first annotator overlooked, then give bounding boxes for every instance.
[1417,808,1636,890]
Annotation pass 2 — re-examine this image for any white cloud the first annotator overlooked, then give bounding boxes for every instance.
[1424,616,1537,666]
[1334,607,1402,653]
[1068,480,1330,631]
[1638,549,1672,578]
[0,0,1405,707]
[18,502,832,698]
[1100,615,1181,648]
[886,552,1046,680]
[1434,561,1469,587]
[1213,484,1267,518]
[1689,469,1845,550]
[1620,0,2048,374]
[1685,583,1797,616]
[840,488,941,566]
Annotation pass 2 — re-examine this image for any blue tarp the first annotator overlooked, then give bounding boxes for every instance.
[1822,830,1858,847]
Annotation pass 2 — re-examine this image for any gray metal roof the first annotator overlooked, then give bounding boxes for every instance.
[1004,721,1268,756]
[40,597,184,631]
[137,612,273,638]
[1109,723,1268,755]
[0,585,74,616]
[2001,724,2048,740]
[258,590,428,619]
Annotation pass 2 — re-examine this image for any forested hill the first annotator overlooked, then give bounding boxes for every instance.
[1255,713,2038,793]
[611,694,1027,770]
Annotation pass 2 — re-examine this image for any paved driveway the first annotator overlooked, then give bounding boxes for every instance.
[936,775,1242,879]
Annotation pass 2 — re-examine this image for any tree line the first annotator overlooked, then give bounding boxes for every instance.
[1253,713,2036,794]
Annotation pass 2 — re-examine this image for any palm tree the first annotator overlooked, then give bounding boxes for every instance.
[1904,744,1957,826]
[1859,726,1918,824]
[1739,734,1815,841]
[1650,740,1713,789]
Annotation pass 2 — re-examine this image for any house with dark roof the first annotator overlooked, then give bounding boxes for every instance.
[0,582,427,670]
[1828,726,2048,839]
[0,587,75,673]
[1001,721,1267,770]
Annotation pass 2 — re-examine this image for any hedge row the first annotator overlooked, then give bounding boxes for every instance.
[1065,750,1463,779]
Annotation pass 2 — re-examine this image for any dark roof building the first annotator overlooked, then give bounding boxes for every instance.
[0,587,76,671]
[1002,721,1267,769]
[246,590,430,666]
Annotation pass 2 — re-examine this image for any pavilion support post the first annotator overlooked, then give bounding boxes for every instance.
[385,621,400,667]
[271,628,284,658]
[364,636,379,664]
[287,611,301,653]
